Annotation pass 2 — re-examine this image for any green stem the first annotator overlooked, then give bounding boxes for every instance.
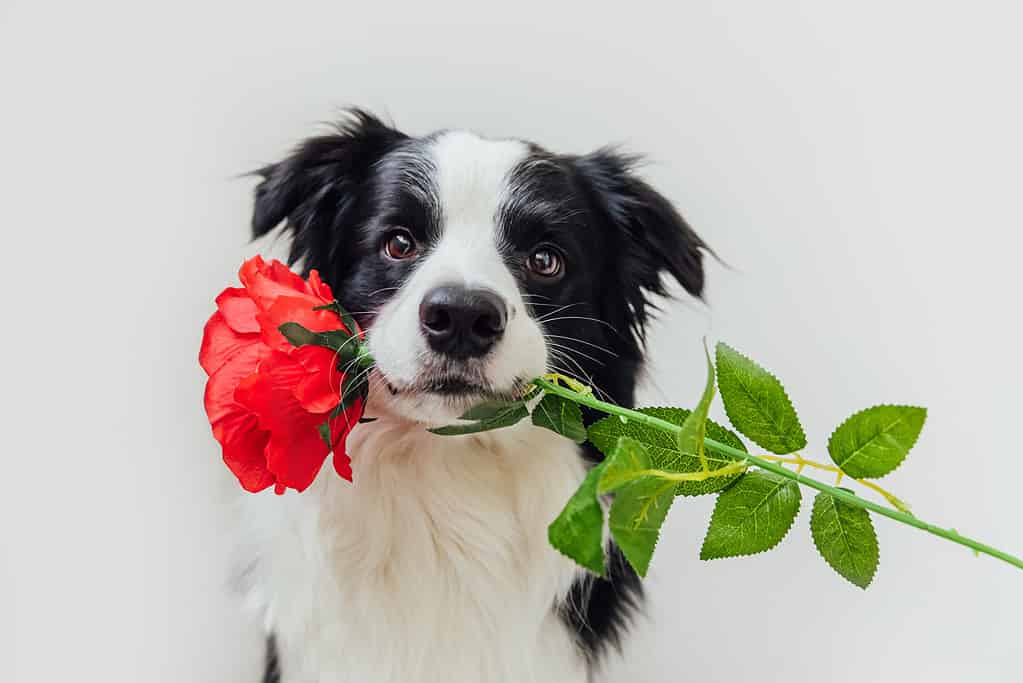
[533,377,1023,573]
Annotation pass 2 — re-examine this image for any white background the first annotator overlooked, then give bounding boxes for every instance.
[3,1,1021,681]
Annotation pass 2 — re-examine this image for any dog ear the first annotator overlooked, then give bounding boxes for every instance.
[573,148,707,345]
[251,109,406,266]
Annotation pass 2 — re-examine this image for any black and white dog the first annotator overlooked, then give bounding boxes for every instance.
[239,110,706,682]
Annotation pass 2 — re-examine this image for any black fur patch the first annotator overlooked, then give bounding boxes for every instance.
[263,636,280,683]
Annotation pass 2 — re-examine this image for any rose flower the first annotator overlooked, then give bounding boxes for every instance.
[199,256,365,494]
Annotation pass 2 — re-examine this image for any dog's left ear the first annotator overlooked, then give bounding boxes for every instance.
[573,149,707,341]
[250,109,406,268]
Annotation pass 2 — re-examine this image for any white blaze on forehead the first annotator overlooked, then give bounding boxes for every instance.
[366,130,548,417]
[425,131,530,289]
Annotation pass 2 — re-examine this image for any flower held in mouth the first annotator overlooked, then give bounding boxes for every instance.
[199,256,371,494]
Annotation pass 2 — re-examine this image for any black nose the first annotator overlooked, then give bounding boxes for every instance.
[419,285,508,359]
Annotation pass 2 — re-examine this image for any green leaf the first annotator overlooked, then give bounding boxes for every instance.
[428,403,530,436]
[588,409,747,496]
[608,476,677,577]
[532,394,587,443]
[548,462,608,577]
[827,405,927,479]
[597,436,652,494]
[700,470,802,560]
[460,399,528,421]
[676,342,717,472]
[715,342,806,454]
[810,492,880,588]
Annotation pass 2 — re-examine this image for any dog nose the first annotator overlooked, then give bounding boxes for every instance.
[419,285,508,358]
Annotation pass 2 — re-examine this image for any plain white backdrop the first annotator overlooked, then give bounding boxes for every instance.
[2,1,1021,681]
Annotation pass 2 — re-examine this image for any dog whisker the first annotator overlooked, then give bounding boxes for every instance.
[534,302,585,321]
[536,315,621,336]
[543,334,619,358]
[546,341,606,368]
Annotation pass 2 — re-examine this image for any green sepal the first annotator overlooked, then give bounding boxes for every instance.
[278,321,321,348]
[312,300,360,334]
[312,301,342,314]
[339,371,368,411]
[278,321,358,355]
[317,421,332,450]
[341,310,360,337]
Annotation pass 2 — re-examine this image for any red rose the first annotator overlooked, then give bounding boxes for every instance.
[199,256,365,494]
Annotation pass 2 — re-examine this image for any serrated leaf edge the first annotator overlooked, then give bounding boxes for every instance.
[587,407,748,497]
[715,342,807,454]
[533,393,587,443]
[699,472,803,560]
[547,529,607,578]
[809,492,881,589]
[608,478,677,577]
[547,463,608,578]
[826,404,928,480]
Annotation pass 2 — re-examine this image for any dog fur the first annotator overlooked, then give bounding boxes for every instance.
[235,110,706,683]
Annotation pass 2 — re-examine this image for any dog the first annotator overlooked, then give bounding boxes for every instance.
[236,109,706,682]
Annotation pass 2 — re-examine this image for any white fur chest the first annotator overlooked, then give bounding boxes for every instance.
[237,418,589,683]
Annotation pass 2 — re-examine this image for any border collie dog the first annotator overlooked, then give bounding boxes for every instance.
[239,110,706,683]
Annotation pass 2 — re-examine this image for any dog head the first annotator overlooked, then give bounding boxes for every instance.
[252,110,706,425]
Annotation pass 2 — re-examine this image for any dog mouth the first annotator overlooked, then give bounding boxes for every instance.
[381,371,527,401]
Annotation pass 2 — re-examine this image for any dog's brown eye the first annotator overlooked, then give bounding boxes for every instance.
[527,247,563,278]
[383,229,417,260]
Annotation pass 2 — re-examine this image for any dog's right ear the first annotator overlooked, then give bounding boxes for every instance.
[251,109,406,265]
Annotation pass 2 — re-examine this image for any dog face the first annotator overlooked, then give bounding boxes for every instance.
[252,110,706,424]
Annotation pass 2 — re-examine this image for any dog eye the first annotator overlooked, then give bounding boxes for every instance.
[383,229,417,260]
[526,247,563,278]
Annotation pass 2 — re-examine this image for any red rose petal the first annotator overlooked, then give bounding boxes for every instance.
[328,397,364,439]
[264,428,330,492]
[257,295,344,352]
[204,343,268,427]
[205,257,365,494]
[240,256,328,312]
[267,259,313,294]
[328,398,361,483]
[221,418,275,492]
[306,269,336,304]
[234,352,332,492]
[199,311,260,376]
[238,255,267,290]
[290,345,343,413]
[332,450,353,482]
[215,287,261,334]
